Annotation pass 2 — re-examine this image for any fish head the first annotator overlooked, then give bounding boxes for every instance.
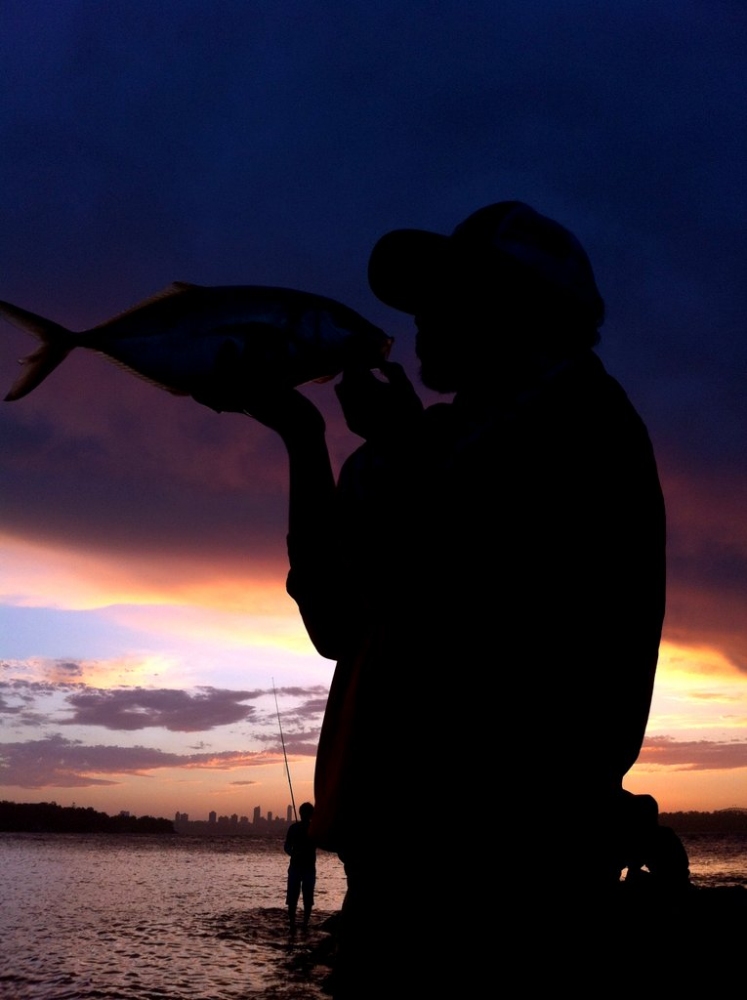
[305,297,393,381]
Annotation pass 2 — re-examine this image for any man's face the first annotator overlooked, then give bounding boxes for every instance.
[414,307,460,393]
[414,293,495,393]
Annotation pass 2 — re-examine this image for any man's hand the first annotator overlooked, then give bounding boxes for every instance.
[190,339,326,441]
[241,385,326,443]
[190,339,257,413]
[335,361,423,442]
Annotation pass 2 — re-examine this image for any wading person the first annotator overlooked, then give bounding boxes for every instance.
[283,801,317,930]
[195,201,668,994]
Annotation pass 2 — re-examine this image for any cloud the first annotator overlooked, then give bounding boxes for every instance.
[664,576,747,676]
[0,366,294,565]
[0,676,329,737]
[0,681,66,734]
[50,660,85,680]
[0,733,291,790]
[269,689,330,724]
[640,736,747,772]
[0,695,26,716]
[60,686,260,732]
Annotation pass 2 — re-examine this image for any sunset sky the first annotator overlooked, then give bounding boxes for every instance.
[1,1,746,822]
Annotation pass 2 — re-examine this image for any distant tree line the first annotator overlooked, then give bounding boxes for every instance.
[660,809,747,834]
[0,800,174,835]
[2,800,745,836]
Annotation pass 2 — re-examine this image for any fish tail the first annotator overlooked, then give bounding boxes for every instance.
[0,300,75,401]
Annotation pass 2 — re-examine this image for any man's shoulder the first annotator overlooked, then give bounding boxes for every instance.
[566,352,634,399]
[548,353,648,425]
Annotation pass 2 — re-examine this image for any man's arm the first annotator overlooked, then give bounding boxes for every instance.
[284,823,296,856]
[193,375,349,656]
[191,361,423,659]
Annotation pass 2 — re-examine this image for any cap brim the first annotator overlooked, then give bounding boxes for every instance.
[368,228,451,314]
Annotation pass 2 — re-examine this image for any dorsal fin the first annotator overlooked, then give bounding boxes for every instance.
[95,282,201,327]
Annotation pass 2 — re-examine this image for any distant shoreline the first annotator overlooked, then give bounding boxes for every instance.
[660,809,747,834]
[3,799,747,836]
[0,800,174,835]
[0,800,284,836]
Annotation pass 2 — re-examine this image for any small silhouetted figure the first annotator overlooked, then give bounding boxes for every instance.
[284,801,316,930]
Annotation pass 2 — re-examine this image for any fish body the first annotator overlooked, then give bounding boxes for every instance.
[0,282,393,402]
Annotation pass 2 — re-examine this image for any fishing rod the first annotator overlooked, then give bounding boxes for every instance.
[272,679,297,822]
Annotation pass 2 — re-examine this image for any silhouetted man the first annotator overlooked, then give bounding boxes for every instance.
[284,801,316,930]
[198,201,667,994]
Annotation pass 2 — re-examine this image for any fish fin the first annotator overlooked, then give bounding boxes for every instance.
[97,282,201,326]
[0,299,75,401]
[94,353,191,396]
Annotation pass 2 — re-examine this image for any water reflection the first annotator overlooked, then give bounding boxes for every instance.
[2,833,346,999]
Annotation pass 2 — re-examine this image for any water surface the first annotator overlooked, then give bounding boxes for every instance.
[2,831,746,999]
[1,833,346,1000]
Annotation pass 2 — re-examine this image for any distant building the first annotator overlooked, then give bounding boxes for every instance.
[171,804,301,835]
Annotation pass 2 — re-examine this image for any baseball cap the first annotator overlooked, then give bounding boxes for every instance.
[367,201,604,328]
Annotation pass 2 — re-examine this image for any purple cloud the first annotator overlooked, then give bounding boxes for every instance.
[61,687,259,732]
[640,736,747,772]
[0,733,293,790]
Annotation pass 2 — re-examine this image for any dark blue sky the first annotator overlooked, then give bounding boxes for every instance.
[0,0,747,564]
[2,3,744,408]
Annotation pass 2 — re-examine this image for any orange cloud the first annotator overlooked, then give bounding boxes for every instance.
[0,530,291,614]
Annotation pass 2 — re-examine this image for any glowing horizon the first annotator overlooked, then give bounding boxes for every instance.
[3,552,747,819]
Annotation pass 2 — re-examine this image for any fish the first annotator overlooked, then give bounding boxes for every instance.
[0,282,393,403]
